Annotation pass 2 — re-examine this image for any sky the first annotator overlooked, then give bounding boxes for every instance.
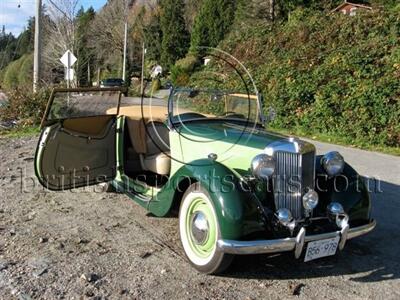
[0,0,107,36]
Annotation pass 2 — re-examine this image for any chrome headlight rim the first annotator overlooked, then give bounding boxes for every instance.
[251,154,275,180]
[302,189,319,211]
[321,151,345,177]
[275,208,294,227]
[327,202,349,229]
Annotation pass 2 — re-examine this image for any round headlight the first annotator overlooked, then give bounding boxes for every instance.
[327,202,344,216]
[276,208,293,227]
[302,189,319,210]
[321,151,345,177]
[251,154,275,180]
[327,202,349,229]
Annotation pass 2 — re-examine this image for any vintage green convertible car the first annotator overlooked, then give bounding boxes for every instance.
[35,87,375,274]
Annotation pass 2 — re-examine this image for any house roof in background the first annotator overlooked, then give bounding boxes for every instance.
[331,1,373,12]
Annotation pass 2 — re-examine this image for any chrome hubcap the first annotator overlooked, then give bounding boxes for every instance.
[190,212,209,245]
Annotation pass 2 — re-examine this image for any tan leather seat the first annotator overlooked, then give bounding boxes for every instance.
[142,152,171,175]
[118,105,171,176]
[141,122,171,175]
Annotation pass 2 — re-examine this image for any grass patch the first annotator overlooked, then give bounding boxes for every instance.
[0,126,40,139]
[269,126,400,156]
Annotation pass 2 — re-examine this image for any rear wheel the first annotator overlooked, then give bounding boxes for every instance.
[179,183,233,274]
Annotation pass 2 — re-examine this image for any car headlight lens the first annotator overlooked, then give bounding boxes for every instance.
[327,202,349,229]
[251,154,275,180]
[321,151,345,177]
[302,189,319,210]
[275,208,293,227]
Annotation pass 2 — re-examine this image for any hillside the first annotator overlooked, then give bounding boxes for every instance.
[0,0,398,151]
[189,7,400,148]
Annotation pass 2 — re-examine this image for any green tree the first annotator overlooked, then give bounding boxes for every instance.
[76,7,96,86]
[1,54,32,89]
[144,9,163,62]
[16,17,34,58]
[160,0,189,68]
[190,0,236,53]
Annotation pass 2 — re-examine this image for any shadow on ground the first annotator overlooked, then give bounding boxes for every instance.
[223,180,400,283]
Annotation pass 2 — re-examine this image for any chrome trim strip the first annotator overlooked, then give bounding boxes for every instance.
[265,138,316,156]
[347,220,376,240]
[217,238,296,255]
[217,220,376,255]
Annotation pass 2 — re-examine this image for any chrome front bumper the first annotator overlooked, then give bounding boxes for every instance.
[217,220,376,256]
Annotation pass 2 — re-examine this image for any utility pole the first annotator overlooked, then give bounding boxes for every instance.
[122,0,128,82]
[140,43,146,95]
[33,0,42,93]
[269,0,275,21]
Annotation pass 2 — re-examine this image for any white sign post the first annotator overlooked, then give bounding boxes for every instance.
[60,50,77,88]
[64,68,75,81]
[60,50,77,106]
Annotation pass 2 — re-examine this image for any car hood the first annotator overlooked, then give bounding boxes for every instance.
[177,120,285,150]
[174,120,295,175]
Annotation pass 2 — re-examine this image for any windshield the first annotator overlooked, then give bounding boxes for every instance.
[46,89,122,121]
[169,89,263,124]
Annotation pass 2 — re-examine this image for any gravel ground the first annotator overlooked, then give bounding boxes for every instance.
[0,135,399,299]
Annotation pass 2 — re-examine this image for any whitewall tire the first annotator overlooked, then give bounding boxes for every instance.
[179,183,233,274]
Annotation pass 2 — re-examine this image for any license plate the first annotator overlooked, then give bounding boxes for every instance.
[304,236,340,262]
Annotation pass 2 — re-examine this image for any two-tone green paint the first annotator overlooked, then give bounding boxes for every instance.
[112,117,265,239]
[170,121,284,176]
[113,118,371,240]
[113,116,159,206]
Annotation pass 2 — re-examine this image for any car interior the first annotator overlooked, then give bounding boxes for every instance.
[118,105,171,188]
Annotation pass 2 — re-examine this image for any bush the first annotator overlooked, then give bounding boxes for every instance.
[0,88,51,127]
[175,55,199,73]
[150,78,161,94]
[170,65,190,87]
[192,8,400,147]
[0,54,33,90]
[170,55,200,86]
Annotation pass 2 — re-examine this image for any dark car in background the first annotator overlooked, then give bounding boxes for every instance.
[100,78,125,88]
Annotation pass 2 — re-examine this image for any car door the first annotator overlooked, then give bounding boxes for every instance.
[35,88,124,191]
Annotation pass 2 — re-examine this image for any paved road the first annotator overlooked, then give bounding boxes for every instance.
[121,96,167,107]
[0,134,399,299]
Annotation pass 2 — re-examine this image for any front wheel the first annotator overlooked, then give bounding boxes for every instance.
[179,183,233,274]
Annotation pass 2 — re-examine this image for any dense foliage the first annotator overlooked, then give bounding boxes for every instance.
[0,54,33,90]
[0,20,34,72]
[194,8,400,147]
[0,0,399,149]
[76,7,96,86]
[0,88,50,126]
[190,0,236,53]
[144,9,163,62]
[160,0,190,68]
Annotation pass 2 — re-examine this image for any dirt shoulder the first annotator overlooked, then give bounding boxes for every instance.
[0,136,399,299]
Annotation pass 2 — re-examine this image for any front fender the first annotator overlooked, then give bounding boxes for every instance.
[149,159,264,240]
[316,157,371,224]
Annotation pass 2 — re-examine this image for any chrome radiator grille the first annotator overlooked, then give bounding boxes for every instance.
[273,151,316,219]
